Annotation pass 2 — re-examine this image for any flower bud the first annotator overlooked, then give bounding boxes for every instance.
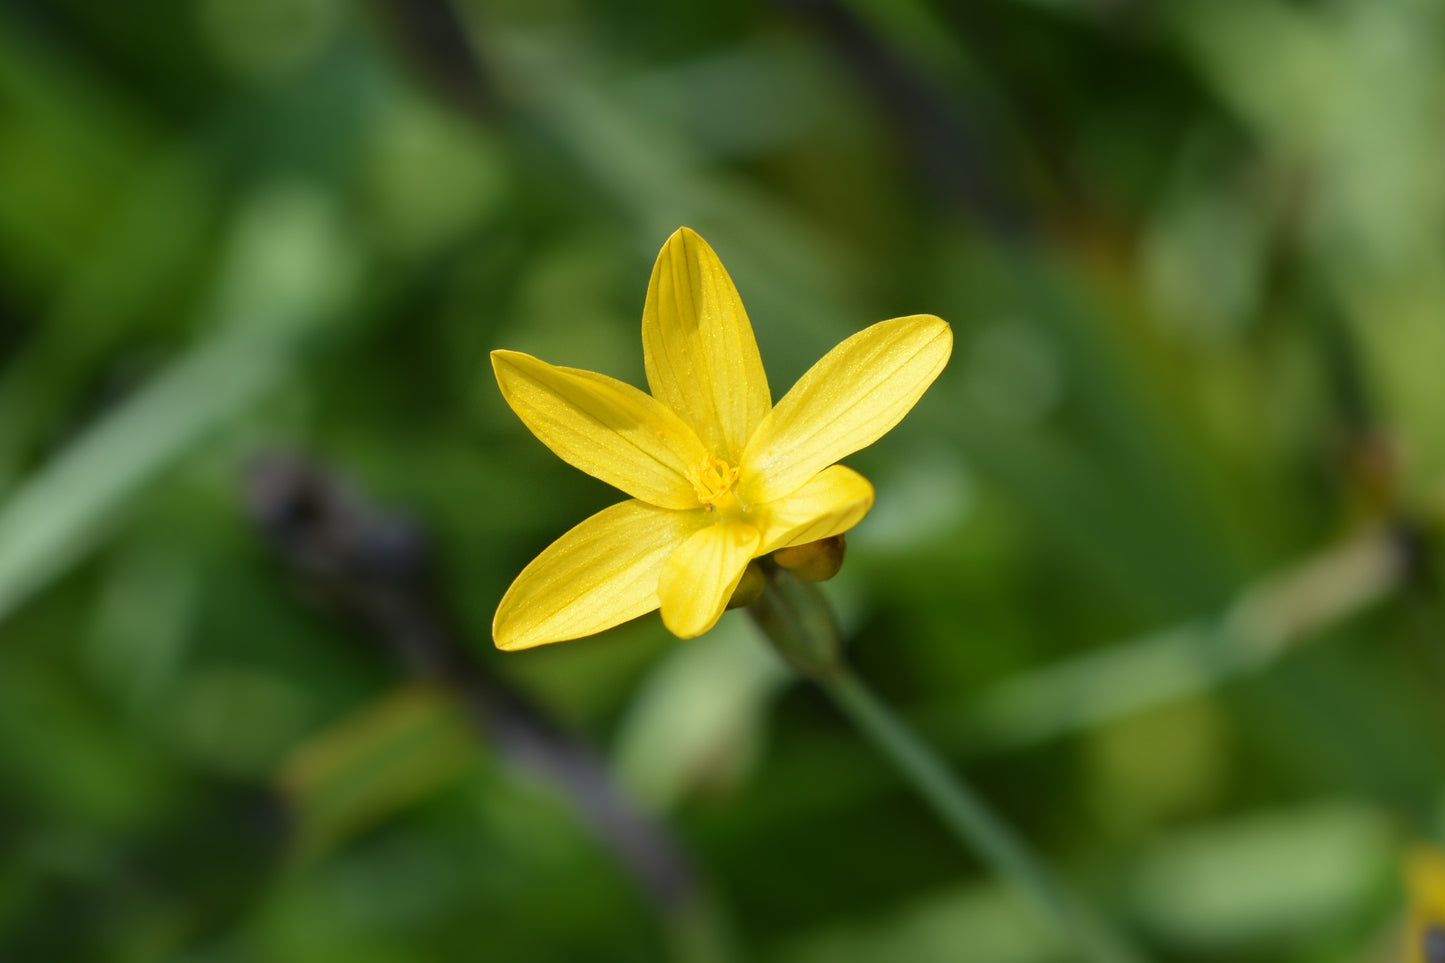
[772,535,846,583]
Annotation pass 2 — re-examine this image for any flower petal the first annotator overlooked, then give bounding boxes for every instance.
[756,465,875,554]
[493,500,709,651]
[657,520,761,639]
[493,349,710,510]
[642,228,771,461]
[738,315,951,504]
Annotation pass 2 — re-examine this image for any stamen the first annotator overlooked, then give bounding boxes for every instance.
[692,456,740,506]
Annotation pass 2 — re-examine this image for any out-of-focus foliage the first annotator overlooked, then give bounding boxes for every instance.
[1,0,1443,960]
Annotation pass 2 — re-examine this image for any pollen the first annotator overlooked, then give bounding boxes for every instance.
[691,455,740,507]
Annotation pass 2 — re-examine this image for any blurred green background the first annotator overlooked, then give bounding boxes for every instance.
[3,0,1444,960]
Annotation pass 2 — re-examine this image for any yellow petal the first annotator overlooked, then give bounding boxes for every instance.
[642,228,771,461]
[493,500,709,651]
[657,520,761,639]
[756,465,875,554]
[492,350,710,510]
[738,315,951,504]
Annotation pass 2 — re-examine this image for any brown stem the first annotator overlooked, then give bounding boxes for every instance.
[244,452,698,913]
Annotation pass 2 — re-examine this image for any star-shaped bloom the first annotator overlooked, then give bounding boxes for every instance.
[490,228,951,650]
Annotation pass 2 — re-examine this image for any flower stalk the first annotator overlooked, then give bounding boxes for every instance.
[747,568,1141,963]
[745,559,844,681]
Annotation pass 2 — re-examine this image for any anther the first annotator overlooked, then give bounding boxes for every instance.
[692,456,740,506]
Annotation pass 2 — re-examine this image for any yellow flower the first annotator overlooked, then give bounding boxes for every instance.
[490,228,952,650]
[1408,845,1445,963]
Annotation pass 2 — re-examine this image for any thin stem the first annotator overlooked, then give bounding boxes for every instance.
[820,667,1140,963]
[747,564,1142,962]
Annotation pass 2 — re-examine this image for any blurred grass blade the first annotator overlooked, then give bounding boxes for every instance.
[948,528,1404,755]
[0,184,353,626]
[277,684,479,862]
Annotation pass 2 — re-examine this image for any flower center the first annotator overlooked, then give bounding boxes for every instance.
[691,456,742,509]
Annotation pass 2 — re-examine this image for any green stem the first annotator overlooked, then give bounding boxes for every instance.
[820,667,1137,963]
[747,565,1141,963]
